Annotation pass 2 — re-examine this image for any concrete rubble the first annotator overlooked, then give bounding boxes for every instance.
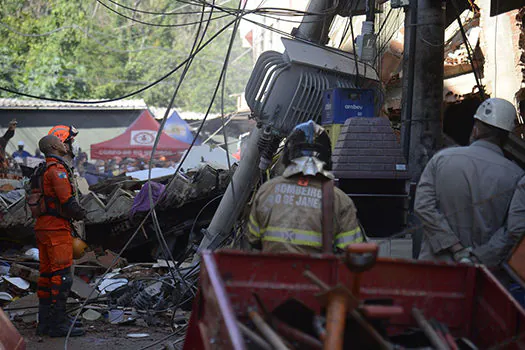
[0,162,231,348]
[0,163,234,258]
[0,246,192,348]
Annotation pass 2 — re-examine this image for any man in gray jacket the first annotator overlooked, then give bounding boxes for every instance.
[415,98,523,266]
[507,177,525,254]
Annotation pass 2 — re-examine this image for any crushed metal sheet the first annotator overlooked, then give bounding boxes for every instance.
[127,333,150,338]
[98,278,128,294]
[0,292,13,302]
[3,276,30,290]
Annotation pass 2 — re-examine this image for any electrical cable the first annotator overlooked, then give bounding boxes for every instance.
[96,0,231,28]
[376,8,394,39]
[338,17,351,49]
[105,0,331,24]
[164,0,248,316]
[202,112,235,144]
[349,8,360,87]
[144,1,213,296]
[104,0,219,16]
[170,194,225,275]
[0,15,240,103]
[218,0,247,204]
[100,0,334,30]
[373,9,403,63]
[228,11,381,79]
[134,0,250,311]
[63,13,238,350]
[494,0,499,97]
[1,2,355,103]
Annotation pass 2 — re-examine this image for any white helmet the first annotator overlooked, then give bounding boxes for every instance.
[473,98,516,132]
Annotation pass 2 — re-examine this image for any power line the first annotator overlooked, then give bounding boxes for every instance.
[96,0,232,28]
[65,4,218,346]
[0,15,240,103]
[105,0,218,16]
[144,0,212,306]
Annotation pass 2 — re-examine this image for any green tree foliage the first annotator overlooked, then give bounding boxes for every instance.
[0,0,253,112]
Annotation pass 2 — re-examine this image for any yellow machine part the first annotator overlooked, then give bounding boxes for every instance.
[324,124,343,150]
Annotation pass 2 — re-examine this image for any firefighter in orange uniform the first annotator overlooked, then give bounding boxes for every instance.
[35,135,86,337]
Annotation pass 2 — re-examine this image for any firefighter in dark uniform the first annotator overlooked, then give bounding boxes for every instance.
[35,135,86,337]
[247,120,364,254]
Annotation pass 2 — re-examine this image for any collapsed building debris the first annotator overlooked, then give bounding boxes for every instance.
[0,163,234,261]
[0,246,191,348]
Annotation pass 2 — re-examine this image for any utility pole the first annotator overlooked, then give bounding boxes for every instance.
[401,0,446,182]
[400,1,417,164]
[194,0,334,260]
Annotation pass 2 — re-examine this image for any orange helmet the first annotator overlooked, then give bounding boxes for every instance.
[48,125,78,143]
[72,237,88,259]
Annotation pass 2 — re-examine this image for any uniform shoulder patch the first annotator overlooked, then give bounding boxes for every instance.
[57,172,67,179]
[297,176,309,187]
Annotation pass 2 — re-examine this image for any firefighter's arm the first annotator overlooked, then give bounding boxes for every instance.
[48,166,87,220]
[247,197,263,251]
[334,190,364,251]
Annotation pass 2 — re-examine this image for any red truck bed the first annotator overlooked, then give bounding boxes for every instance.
[184,250,525,349]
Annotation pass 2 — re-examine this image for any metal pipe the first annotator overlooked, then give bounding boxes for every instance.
[366,0,375,22]
[293,0,336,45]
[412,307,449,350]
[303,270,330,291]
[195,127,261,259]
[237,321,272,350]
[324,292,349,350]
[400,0,418,164]
[274,319,323,350]
[349,309,393,350]
[248,310,290,350]
[406,0,446,181]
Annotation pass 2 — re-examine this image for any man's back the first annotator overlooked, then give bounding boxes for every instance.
[417,140,523,261]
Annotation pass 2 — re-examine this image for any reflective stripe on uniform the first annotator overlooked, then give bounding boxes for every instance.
[334,227,363,248]
[261,227,322,247]
[248,215,261,237]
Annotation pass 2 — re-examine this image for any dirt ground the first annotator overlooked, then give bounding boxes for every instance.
[15,319,183,350]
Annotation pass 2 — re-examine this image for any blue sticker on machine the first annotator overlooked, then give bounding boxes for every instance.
[57,172,67,179]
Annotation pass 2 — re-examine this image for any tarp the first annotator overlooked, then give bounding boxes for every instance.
[91,110,188,160]
[179,144,236,170]
[164,110,200,145]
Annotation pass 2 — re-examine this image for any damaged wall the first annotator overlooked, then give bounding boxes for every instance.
[478,0,522,101]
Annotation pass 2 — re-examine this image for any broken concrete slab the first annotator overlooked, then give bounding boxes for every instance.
[4,293,38,310]
[82,309,102,321]
[105,188,134,222]
[97,250,128,269]
[72,275,99,300]
[9,263,39,284]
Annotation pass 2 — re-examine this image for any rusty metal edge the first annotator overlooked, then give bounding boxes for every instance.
[202,251,247,350]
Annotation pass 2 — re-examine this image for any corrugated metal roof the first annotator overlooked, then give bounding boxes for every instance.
[0,98,147,110]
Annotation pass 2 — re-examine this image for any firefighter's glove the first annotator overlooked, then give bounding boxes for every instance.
[62,197,87,220]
